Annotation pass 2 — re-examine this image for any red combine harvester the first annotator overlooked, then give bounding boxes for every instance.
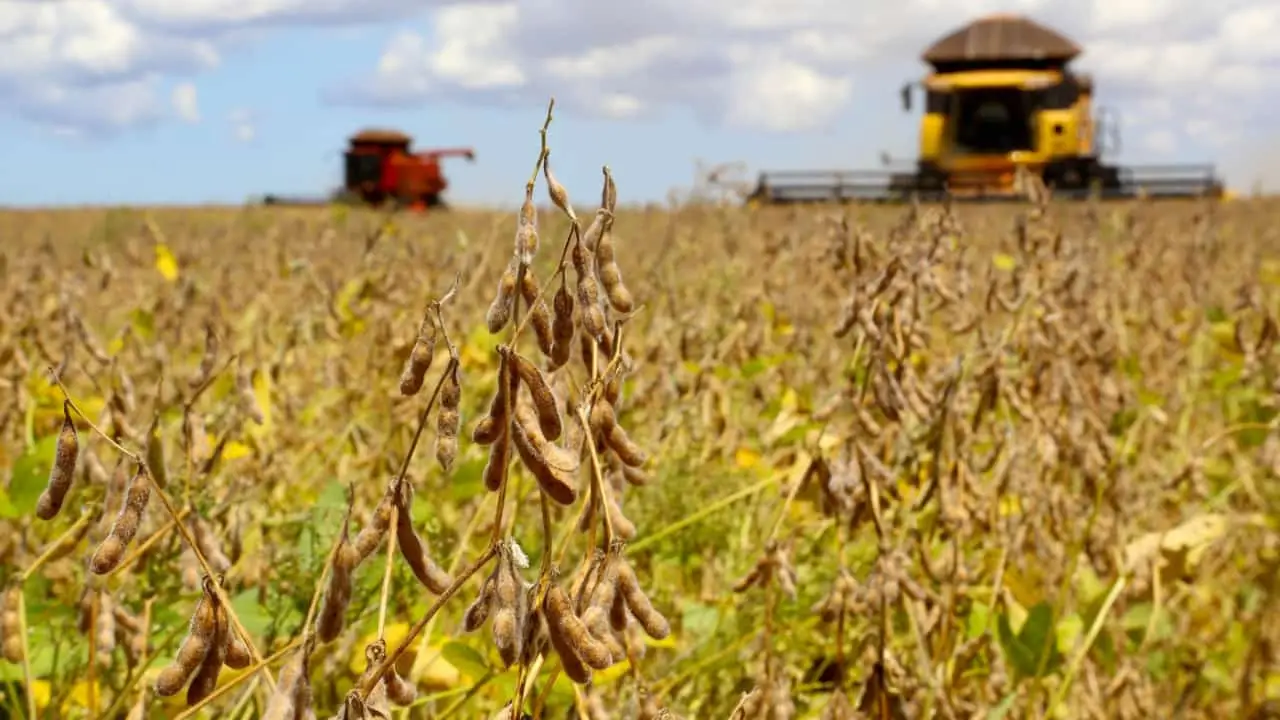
[263,129,475,212]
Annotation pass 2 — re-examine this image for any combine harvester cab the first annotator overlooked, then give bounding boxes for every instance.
[747,14,1225,205]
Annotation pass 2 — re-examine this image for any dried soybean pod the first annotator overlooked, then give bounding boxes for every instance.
[512,352,561,440]
[601,166,617,214]
[545,608,592,684]
[490,546,525,668]
[516,189,541,263]
[95,592,116,666]
[399,316,437,396]
[352,483,395,564]
[510,402,577,506]
[36,400,79,520]
[395,482,454,594]
[573,241,606,340]
[486,261,519,334]
[90,465,151,575]
[603,419,648,468]
[544,583,612,670]
[224,631,252,669]
[548,279,575,370]
[595,216,634,313]
[482,428,512,493]
[520,272,555,358]
[385,666,417,706]
[145,413,168,489]
[2,585,23,663]
[544,155,576,223]
[581,606,625,660]
[581,208,607,254]
[617,559,670,639]
[261,645,305,720]
[154,583,217,696]
[317,519,359,643]
[473,351,515,445]
[463,574,495,632]
[435,362,461,472]
[186,592,229,705]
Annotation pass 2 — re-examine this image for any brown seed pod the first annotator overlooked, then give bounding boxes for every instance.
[385,666,417,706]
[512,351,562,440]
[486,262,519,334]
[89,465,151,575]
[262,640,314,720]
[473,352,517,446]
[490,543,527,668]
[436,362,461,472]
[510,400,578,506]
[617,558,669,639]
[545,606,592,684]
[482,427,513,493]
[520,272,555,358]
[95,592,116,666]
[544,583,613,671]
[581,208,607,253]
[602,418,648,468]
[462,574,495,632]
[352,483,395,565]
[399,316,437,396]
[601,166,617,214]
[548,279,576,370]
[224,632,252,669]
[581,606,625,660]
[186,592,229,705]
[317,521,359,643]
[572,239,606,340]
[595,217,634,314]
[395,482,454,594]
[516,189,541,261]
[544,157,576,223]
[2,586,22,663]
[154,581,217,697]
[36,401,79,520]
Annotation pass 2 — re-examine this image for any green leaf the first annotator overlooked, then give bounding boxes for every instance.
[679,600,720,645]
[8,434,59,516]
[966,601,991,640]
[441,641,489,680]
[230,589,273,639]
[997,601,1063,680]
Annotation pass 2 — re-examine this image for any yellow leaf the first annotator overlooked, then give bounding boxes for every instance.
[780,387,799,413]
[992,253,1016,272]
[250,369,272,435]
[734,447,761,469]
[998,494,1022,517]
[222,441,252,461]
[410,643,462,691]
[154,243,179,282]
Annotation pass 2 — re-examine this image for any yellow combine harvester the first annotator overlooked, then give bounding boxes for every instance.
[748,14,1226,204]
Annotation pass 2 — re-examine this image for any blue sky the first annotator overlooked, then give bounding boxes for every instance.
[0,0,1276,208]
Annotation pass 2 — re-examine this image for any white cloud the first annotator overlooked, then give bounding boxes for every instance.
[171,81,200,122]
[229,108,255,142]
[330,0,1280,139]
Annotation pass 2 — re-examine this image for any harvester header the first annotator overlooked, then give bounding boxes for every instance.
[748,14,1225,204]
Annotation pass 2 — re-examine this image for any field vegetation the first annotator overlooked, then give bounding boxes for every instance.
[0,109,1277,719]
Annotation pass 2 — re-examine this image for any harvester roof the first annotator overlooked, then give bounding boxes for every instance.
[349,128,412,146]
[922,14,1081,66]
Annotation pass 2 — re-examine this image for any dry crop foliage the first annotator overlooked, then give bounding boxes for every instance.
[0,131,1279,719]
[0,100,682,718]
